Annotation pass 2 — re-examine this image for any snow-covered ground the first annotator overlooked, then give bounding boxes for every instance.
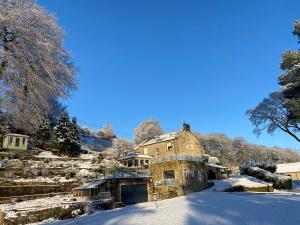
[206,174,272,192]
[0,195,72,219]
[45,191,300,225]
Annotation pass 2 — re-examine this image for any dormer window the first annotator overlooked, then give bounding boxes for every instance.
[167,142,172,151]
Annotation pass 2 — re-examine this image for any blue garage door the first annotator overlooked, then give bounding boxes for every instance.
[121,184,148,205]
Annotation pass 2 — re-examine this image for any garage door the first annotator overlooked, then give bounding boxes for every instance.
[121,184,148,205]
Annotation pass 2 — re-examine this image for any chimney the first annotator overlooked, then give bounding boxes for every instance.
[183,122,190,132]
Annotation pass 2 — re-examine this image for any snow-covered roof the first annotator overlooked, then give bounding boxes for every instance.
[4,133,29,138]
[207,164,228,169]
[120,153,152,160]
[74,180,105,190]
[136,131,182,148]
[276,162,300,173]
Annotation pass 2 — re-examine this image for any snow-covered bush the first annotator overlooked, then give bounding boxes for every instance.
[242,166,292,190]
[76,169,97,180]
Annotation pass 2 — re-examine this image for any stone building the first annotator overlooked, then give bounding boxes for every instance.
[73,123,209,205]
[135,123,208,199]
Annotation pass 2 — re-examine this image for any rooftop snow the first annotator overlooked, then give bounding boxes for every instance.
[206,164,228,169]
[136,131,182,148]
[276,162,300,173]
[120,153,152,160]
[74,180,105,190]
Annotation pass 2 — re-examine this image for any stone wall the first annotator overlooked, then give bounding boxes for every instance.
[3,204,84,225]
[0,182,78,197]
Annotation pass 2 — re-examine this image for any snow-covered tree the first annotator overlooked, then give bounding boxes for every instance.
[112,138,134,159]
[247,19,300,142]
[134,119,164,144]
[279,20,300,122]
[70,117,81,154]
[100,123,115,139]
[246,92,300,142]
[0,0,77,132]
[34,119,51,146]
[51,112,80,155]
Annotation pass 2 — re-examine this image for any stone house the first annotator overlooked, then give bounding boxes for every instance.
[72,123,209,205]
[135,123,208,199]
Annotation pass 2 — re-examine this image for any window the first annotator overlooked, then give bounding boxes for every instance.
[128,160,133,167]
[23,138,26,145]
[163,170,175,179]
[167,142,172,151]
[143,148,148,155]
[15,138,20,147]
[134,159,139,167]
[156,148,159,157]
[9,136,13,145]
[140,160,144,165]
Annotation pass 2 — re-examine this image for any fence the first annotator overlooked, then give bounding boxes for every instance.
[152,154,204,164]
[154,179,179,186]
[104,169,151,179]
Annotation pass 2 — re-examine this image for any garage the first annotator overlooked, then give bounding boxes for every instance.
[121,184,148,205]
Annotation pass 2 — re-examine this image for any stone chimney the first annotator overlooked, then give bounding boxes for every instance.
[183,122,190,132]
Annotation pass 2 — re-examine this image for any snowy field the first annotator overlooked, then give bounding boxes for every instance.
[46,191,300,225]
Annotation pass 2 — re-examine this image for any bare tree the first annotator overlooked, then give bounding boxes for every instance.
[112,138,134,159]
[246,92,300,142]
[134,118,163,144]
[100,123,115,139]
[0,0,77,132]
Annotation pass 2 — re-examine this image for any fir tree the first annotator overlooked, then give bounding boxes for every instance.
[52,112,73,153]
[70,117,81,155]
[51,112,81,155]
[34,119,51,147]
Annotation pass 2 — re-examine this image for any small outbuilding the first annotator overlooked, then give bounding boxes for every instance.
[207,164,229,180]
[2,133,29,150]
[73,180,110,202]
[276,162,300,180]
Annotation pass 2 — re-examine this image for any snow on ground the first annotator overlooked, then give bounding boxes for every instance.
[45,191,300,225]
[35,151,62,159]
[0,195,71,219]
[80,134,113,152]
[206,174,272,192]
[6,176,76,183]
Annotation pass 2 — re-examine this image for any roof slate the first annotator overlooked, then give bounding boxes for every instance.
[136,131,182,148]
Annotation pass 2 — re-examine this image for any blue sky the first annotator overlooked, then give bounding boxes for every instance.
[39,0,300,150]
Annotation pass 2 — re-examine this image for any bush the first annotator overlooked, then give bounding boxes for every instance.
[242,166,292,190]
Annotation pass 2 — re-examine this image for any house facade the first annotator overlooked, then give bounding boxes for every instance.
[135,123,208,199]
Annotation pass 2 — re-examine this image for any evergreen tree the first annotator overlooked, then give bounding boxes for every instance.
[70,117,81,155]
[279,20,300,122]
[34,119,51,147]
[52,112,72,153]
